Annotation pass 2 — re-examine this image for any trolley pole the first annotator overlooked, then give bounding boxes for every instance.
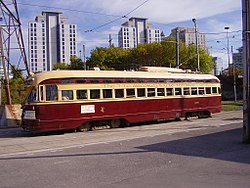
[242,0,250,143]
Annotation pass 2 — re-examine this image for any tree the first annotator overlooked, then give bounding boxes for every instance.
[87,39,213,73]
[11,65,23,79]
[87,47,109,69]
[53,56,86,70]
[180,45,213,73]
[225,66,244,76]
[199,48,214,73]
[128,44,149,68]
[87,47,129,70]
[70,56,85,70]
[1,66,26,104]
[161,37,177,67]
[53,63,70,70]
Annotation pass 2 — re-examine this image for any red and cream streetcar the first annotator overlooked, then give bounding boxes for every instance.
[21,67,221,132]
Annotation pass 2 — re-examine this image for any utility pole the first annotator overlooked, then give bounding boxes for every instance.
[83,44,86,70]
[176,28,179,68]
[242,0,250,143]
[232,45,237,102]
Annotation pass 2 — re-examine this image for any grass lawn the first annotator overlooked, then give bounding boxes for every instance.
[222,100,243,111]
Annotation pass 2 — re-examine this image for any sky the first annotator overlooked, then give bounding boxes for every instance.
[9,0,243,69]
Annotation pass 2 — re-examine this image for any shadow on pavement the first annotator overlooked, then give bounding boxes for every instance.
[0,128,75,138]
[138,128,250,164]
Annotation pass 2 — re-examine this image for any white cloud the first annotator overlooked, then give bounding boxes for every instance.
[18,0,242,31]
[15,0,243,67]
[73,0,241,24]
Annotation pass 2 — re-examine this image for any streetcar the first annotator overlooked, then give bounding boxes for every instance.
[21,67,221,132]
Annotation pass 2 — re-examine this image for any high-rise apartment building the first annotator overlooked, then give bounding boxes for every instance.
[28,11,77,72]
[170,27,206,49]
[118,17,161,49]
[213,57,224,75]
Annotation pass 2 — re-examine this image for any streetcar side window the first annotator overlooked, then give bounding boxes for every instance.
[90,89,100,99]
[212,87,217,94]
[175,88,182,96]
[206,87,211,94]
[183,87,190,95]
[198,87,205,95]
[115,89,124,98]
[46,85,58,101]
[76,90,87,100]
[157,88,165,96]
[62,90,73,100]
[126,89,135,98]
[191,87,198,95]
[103,89,112,99]
[166,88,173,96]
[147,88,155,97]
[137,88,146,97]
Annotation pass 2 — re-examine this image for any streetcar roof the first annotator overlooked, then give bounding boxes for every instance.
[28,69,219,86]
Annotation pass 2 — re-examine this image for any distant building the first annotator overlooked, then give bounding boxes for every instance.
[170,27,207,49]
[0,66,13,79]
[118,17,161,49]
[232,47,243,69]
[213,57,223,75]
[28,11,77,72]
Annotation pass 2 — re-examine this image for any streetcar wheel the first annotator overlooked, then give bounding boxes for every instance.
[120,119,129,127]
[197,112,202,119]
[198,111,211,119]
[110,119,121,128]
[77,122,91,132]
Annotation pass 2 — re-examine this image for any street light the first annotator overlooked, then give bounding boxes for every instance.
[224,27,237,101]
[192,18,200,71]
[224,26,230,69]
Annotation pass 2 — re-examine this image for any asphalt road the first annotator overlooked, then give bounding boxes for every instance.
[0,110,249,188]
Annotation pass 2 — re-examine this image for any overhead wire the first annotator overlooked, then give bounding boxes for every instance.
[16,1,242,55]
[17,2,120,18]
[17,1,242,38]
[85,0,150,32]
[123,0,149,17]
[202,29,242,35]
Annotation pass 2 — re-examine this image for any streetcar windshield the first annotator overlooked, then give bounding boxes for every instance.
[26,87,37,104]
